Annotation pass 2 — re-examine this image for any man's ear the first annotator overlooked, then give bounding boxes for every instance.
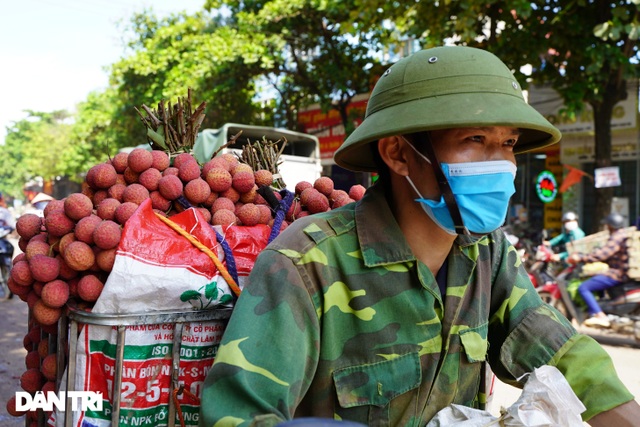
[378,136,410,176]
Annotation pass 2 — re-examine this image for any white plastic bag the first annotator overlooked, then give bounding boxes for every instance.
[426,365,586,427]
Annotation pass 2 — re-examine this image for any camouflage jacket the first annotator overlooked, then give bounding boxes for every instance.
[199,184,632,427]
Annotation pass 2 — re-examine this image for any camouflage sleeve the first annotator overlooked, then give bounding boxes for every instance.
[199,248,320,427]
[486,234,633,421]
[551,334,634,421]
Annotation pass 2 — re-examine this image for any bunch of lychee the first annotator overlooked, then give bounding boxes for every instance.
[5,148,367,419]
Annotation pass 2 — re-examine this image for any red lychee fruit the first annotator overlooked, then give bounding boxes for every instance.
[20,368,44,393]
[232,170,256,194]
[122,183,150,205]
[29,254,60,283]
[211,197,235,213]
[236,203,260,226]
[12,252,26,265]
[220,153,239,170]
[254,169,274,187]
[231,163,253,175]
[41,353,57,381]
[151,150,170,171]
[6,395,27,417]
[194,207,212,223]
[202,156,230,176]
[114,202,139,225]
[107,183,127,202]
[257,204,272,224]
[239,186,258,204]
[138,168,162,191]
[172,152,196,169]
[286,199,303,222]
[63,241,95,271]
[205,168,232,193]
[64,193,93,221]
[32,281,44,296]
[42,380,56,394]
[24,239,51,261]
[92,190,108,207]
[178,160,201,182]
[127,148,153,173]
[56,255,78,280]
[74,214,102,244]
[313,176,334,197]
[184,178,212,205]
[87,163,118,190]
[16,213,43,240]
[329,189,349,204]
[163,167,179,177]
[203,191,218,208]
[41,279,69,308]
[299,188,320,206]
[57,232,76,255]
[25,350,40,370]
[212,209,237,228]
[332,197,355,208]
[9,279,30,300]
[97,198,121,221]
[11,260,34,287]
[306,192,330,214]
[93,220,122,250]
[33,299,62,326]
[219,187,240,203]
[349,184,366,201]
[295,181,313,195]
[123,167,140,184]
[37,337,49,358]
[77,274,104,302]
[111,151,130,173]
[44,199,64,217]
[96,248,116,272]
[158,175,184,201]
[44,209,75,237]
[149,191,172,211]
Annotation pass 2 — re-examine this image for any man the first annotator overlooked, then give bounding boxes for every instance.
[199,47,638,426]
[544,211,586,262]
[568,213,630,328]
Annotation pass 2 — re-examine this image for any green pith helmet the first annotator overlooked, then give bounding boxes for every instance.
[334,46,562,172]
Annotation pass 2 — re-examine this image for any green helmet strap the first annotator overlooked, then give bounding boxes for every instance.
[418,132,469,235]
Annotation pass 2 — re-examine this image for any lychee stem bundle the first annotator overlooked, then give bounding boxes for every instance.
[135,88,206,153]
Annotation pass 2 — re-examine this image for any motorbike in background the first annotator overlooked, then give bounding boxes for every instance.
[0,226,14,300]
[537,257,640,342]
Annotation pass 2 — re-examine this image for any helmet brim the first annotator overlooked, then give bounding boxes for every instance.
[335,89,561,172]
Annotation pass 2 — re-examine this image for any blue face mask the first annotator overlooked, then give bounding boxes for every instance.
[405,141,517,235]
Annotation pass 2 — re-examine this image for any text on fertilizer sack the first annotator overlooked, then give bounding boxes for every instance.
[15,391,104,411]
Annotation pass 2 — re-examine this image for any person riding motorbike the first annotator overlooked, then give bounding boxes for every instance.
[567,213,629,328]
[544,211,586,262]
[0,192,15,300]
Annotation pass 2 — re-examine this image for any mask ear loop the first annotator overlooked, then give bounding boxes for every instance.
[412,131,470,236]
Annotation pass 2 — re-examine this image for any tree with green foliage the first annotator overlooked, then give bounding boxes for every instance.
[108,9,267,147]
[0,111,73,198]
[204,0,383,135]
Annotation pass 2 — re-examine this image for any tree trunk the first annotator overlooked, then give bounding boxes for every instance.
[591,98,615,234]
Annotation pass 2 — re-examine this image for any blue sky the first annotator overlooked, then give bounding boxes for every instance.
[0,0,207,144]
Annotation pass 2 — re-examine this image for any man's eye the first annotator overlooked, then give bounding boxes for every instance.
[505,139,518,147]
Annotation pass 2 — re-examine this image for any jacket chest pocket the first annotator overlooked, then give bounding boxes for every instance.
[332,352,421,424]
[455,323,489,405]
